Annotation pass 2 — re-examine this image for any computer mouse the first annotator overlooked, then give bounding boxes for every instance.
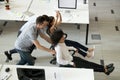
[5,67,10,72]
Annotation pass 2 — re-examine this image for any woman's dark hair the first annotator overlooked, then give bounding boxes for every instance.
[50,29,64,46]
[48,16,54,27]
[36,15,49,24]
[46,16,54,36]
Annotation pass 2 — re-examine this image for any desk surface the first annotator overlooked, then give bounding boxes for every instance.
[0,64,94,80]
[0,0,89,24]
[0,0,90,45]
[0,0,32,21]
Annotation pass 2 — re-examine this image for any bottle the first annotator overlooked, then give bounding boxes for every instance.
[5,0,10,10]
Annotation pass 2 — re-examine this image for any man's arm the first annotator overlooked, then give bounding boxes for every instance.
[39,32,52,43]
[32,39,55,54]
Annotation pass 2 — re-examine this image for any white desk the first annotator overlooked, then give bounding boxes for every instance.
[0,0,89,45]
[27,0,89,23]
[0,0,32,21]
[0,64,94,80]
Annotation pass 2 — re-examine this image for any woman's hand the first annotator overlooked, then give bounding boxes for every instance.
[56,11,61,17]
[56,11,59,17]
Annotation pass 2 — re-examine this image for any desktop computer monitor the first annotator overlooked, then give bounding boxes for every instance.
[58,0,77,21]
[58,0,77,9]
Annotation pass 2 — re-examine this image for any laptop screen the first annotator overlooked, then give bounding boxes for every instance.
[17,68,45,80]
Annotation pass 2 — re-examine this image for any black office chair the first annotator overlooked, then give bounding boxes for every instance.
[50,49,76,65]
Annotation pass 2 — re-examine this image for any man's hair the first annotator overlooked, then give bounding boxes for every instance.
[50,29,64,46]
[36,15,49,24]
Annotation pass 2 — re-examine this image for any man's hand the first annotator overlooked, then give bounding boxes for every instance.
[50,50,56,55]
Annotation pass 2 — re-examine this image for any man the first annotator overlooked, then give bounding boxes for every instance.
[15,15,55,65]
[4,15,37,61]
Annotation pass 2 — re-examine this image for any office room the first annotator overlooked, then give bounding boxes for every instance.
[0,0,120,80]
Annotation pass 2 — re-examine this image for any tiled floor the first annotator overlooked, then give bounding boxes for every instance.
[0,0,120,80]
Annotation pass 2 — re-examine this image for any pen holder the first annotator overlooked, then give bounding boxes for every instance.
[5,0,10,10]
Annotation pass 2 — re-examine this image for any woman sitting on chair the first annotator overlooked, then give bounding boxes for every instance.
[47,11,94,58]
[50,29,115,75]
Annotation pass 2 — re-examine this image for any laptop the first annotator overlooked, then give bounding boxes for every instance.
[17,68,45,80]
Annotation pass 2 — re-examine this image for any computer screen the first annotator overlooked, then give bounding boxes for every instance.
[17,68,45,80]
[58,0,77,9]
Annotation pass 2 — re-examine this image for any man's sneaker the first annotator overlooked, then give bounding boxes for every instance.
[105,67,115,75]
[32,56,37,60]
[4,51,12,60]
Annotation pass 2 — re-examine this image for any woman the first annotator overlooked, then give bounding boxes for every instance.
[50,29,115,75]
[47,11,94,58]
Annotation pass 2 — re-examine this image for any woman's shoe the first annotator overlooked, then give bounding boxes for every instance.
[32,56,37,60]
[105,67,115,75]
[106,63,114,69]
